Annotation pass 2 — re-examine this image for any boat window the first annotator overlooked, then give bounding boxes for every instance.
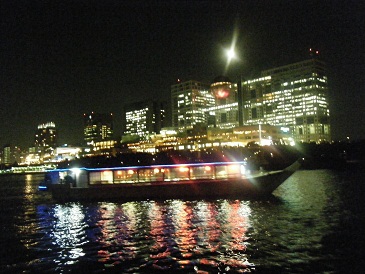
[190,166,213,179]
[90,170,113,184]
[114,170,138,183]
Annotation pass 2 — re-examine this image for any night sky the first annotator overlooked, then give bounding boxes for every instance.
[1,0,364,148]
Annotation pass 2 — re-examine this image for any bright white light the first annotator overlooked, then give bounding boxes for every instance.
[179,167,189,172]
[223,24,239,74]
[288,137,295,146]
[52,204,87,265]
[226,47,236,62]
[71,168,81,176]
[240,165,246,175]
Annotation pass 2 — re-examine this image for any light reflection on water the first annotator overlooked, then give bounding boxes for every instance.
[0,169,363,273]
[51,204,87,266]
[30,200,255,273]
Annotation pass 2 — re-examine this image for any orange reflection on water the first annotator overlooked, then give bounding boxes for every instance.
[24,174,33,196]
[96,203,117,247]
[19,174,45,249]
[96,202,139,265]
[148,202,171,257]
[170,200,197,258]
[227,200,250,252]
[199,201,222,253]
[94,199,253,272]
[217,200,253,271]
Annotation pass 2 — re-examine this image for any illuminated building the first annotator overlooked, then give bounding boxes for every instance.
[207,125,292,146]
[1,145,12,165]
[1,145,12,164]
[207,76,239,129]
[123,100,166,139]
[53,146,82,162]
[35,122,57,148]
[171,80,215,131]
[0,145,24,165]
[83,112,113,146]
[241,57,330,143]
[93,140,118,152]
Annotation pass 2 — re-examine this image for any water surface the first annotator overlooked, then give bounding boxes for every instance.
[0,169,363,273]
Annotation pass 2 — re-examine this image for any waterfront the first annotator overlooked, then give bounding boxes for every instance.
[0,167,364,273]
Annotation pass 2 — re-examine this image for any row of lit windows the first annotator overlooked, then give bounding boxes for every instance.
[126,109,148,117]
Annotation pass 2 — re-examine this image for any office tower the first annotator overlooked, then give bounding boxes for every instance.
[1,145,11,165]
[83,112,113,146]
[1,145,22,165]
[207,76,239,129]
[241,57,330,143]
[34,122,57,148]
[171,80,215,130]
[123,100,166,138]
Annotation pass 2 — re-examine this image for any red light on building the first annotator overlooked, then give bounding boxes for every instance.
[214,89,230,99]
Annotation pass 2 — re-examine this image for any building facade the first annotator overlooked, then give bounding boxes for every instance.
[83,112,114,146]
[2,145,18,165]
[207,125,292,146]
[171,80,215,131]
[34,122,57,148]
[123,100,166,139]
[207,76,239,129]
[241,58,330,143]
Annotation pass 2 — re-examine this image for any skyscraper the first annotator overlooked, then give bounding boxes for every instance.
[83,112,113,146]
[123,100,166,138]
[207,76,239,129]
[241,57,330,143]
[171,80,215,131]
[34,122,57,148]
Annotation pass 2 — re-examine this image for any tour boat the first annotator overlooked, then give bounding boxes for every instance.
[46,160,300,201]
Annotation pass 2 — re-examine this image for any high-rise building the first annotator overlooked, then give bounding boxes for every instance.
[241,57,330,143]
[1,145,11,165]
[123,100,166,138]
[207,76,239,129]
[83,112,113,146]
[35,122,57,148]
[171,80,215,131]
[2,145,22,165]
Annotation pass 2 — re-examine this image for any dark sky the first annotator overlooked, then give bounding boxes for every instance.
[1,0,364,148]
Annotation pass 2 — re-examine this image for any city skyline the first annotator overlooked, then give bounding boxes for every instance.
[1,0,364,147]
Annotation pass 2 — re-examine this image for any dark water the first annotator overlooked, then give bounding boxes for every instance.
[0,169,364,273]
